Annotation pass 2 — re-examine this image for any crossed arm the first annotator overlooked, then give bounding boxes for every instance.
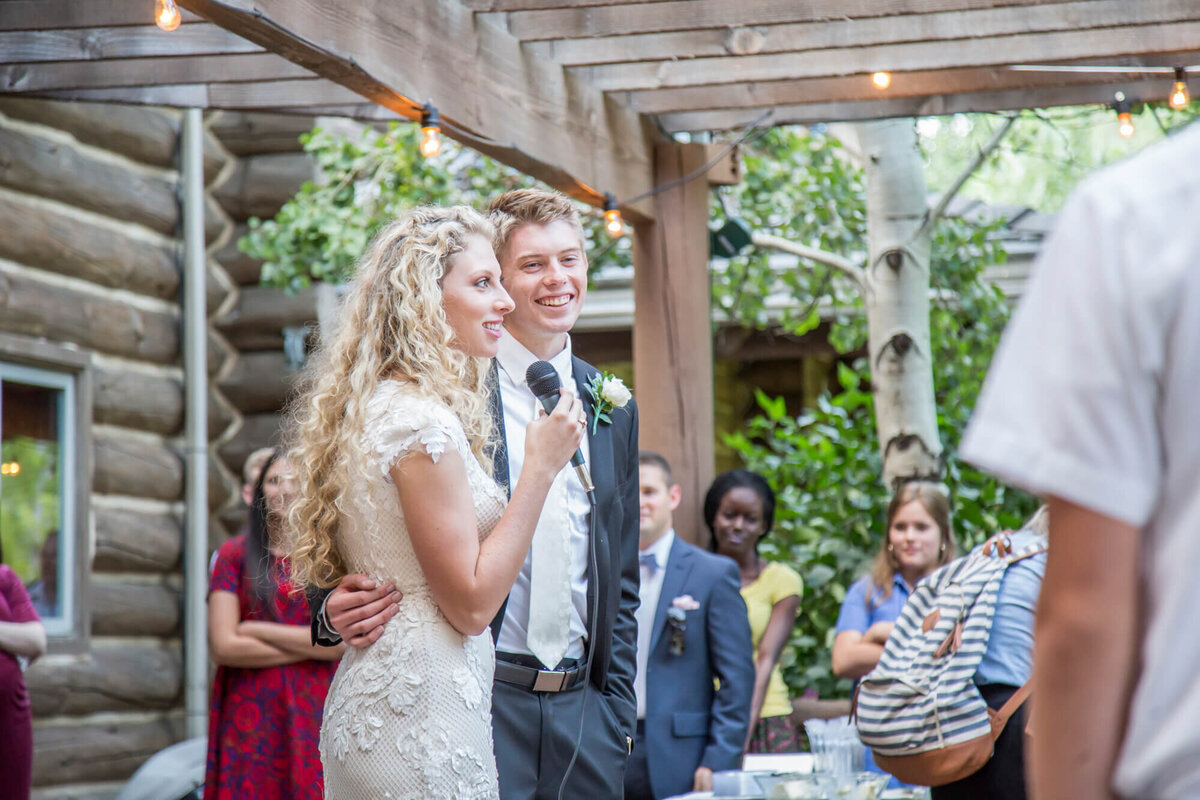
[209,590,345,668]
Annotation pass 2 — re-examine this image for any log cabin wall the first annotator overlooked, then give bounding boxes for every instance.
[0,95,248,800]
[207,111,319,535]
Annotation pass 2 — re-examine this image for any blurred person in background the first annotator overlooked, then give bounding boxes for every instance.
[833,481,955,786]
[705,469,802,753]
[204,449,343,800]
[0,541,47,800]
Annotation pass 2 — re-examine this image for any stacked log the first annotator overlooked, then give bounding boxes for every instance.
[0,98,242,799]
[208,111,321,489]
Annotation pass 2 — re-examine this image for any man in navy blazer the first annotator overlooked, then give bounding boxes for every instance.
[625,452,754,799]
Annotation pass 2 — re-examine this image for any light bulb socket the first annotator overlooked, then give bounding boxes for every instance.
[421,103,440,130]
[602,193,623,236]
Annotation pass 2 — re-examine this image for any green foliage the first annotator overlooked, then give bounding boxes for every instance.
[920,106,1198,213]
[722,126,1038,698]
[1,437,59,584]
[240,123,631,291]
[712,127,866,337]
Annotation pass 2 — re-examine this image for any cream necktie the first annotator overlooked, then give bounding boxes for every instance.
[526,468,572,668]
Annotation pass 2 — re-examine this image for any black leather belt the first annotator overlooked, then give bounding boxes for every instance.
[494,653,586,693]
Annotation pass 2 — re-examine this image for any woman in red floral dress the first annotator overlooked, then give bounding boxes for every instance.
[204,450,343,800]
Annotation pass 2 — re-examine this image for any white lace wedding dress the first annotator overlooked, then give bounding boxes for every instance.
[321,381,505,800]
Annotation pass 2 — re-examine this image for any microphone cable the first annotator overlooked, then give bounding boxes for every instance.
[557,490,600,800]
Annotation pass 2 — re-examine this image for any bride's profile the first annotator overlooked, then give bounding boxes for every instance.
[286,206,584,799]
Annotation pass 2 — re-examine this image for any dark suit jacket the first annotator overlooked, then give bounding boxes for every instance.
[308,357,641,730]
[488,356,641,728]
[641,537,754,800]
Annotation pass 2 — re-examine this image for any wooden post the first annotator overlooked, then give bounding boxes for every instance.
[632,140,714,546]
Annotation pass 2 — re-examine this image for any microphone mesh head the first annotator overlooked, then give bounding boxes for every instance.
[525,360,561,398]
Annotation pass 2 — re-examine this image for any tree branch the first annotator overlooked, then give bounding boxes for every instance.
[921,114,1017,236]
[751,232,865,290]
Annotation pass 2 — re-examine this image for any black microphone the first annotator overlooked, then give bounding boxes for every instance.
[525,360,595,497]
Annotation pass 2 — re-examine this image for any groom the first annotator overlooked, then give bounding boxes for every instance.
[312,189,640,798]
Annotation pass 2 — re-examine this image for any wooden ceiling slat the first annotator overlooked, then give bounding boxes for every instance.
[527,0,1198,67]
[658,78,1176,131]
[628,60,1200,115]
[0,0,204,31]
[0,23,261,64]
[176,0,654,219]
[466,0,670,11]
[44,83,211,108]
[503,0,1060,42]
[0,52,312,94]
[576,21,1200,92]
[206,79,367,108]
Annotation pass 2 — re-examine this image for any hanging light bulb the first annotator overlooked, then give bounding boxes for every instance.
[1170,67,1190,109]
[155,0,182,31]
[1,461,19,476]
[419,103,442,158]
[1113,92,1135,139]
[603,193,623,237]
[872,71,892,90]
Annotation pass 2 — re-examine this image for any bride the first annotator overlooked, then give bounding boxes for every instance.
[286,206,584,799]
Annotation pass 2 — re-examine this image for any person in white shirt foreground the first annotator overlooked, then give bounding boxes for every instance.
[960,125,1200,800]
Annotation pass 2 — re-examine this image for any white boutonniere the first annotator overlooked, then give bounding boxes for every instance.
[667,595,698,656]
[585,372,631,435]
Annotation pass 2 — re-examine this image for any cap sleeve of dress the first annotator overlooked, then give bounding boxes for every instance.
[363,381,467,479]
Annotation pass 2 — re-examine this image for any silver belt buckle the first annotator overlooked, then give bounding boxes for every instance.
[532,669,568,692]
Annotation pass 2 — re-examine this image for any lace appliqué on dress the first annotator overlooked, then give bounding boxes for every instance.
[320,382,502,800]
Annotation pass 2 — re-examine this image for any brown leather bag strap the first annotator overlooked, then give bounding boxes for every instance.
[991,681,1033,740]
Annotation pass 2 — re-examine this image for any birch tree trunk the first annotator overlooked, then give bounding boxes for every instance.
[856,119,942,489]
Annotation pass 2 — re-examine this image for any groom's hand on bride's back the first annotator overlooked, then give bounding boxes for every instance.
[329,574,402,649]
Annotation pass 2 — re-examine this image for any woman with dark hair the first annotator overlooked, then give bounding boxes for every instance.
[0,541,46,800]
[204,450,344,800]
[704,469,803,753]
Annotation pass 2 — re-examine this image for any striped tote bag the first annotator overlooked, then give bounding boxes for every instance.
[853,533,1045,786]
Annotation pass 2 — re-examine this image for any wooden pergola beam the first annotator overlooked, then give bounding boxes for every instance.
[1,52,311,94]
[177,0,655,220]
[626,56,1200,115]
[502,0,1062,41]
[658,78,1178,132]
[526,0,1199,67]
[577,21,1200,92]
[0,23,260,63]
[0,0,204,31]
[466,0,670,10]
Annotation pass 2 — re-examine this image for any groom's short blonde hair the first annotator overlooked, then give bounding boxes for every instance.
[488,189,585,262]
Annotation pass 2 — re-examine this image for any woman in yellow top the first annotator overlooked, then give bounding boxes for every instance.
[704,469,803,753]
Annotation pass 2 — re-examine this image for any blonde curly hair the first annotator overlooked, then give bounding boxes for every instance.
[287,205,496,588]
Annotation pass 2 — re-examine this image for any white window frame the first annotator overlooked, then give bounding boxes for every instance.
[0,334,91,652]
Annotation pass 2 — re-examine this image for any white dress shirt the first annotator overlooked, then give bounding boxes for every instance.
[635,529,675,720]
[494,331,591,661]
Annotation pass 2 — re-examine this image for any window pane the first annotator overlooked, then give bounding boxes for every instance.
[1,380,63,621]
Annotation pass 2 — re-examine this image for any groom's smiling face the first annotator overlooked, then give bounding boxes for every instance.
[498,219,588,358]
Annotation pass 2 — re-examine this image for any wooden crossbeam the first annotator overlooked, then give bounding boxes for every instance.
[0,0,204,31]
[1,52,311,93]
[177,0,654,219]
[576,21,1200,91]
[626,55,1200,114]
[658,78,1177,132]
[466,0,669,10]
[526,0,1199,67]
[502,0,1058,41]
[41,78,369,110]
[0,23,260,63]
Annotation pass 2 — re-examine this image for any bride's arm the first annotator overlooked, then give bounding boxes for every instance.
[392,392,583,636]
